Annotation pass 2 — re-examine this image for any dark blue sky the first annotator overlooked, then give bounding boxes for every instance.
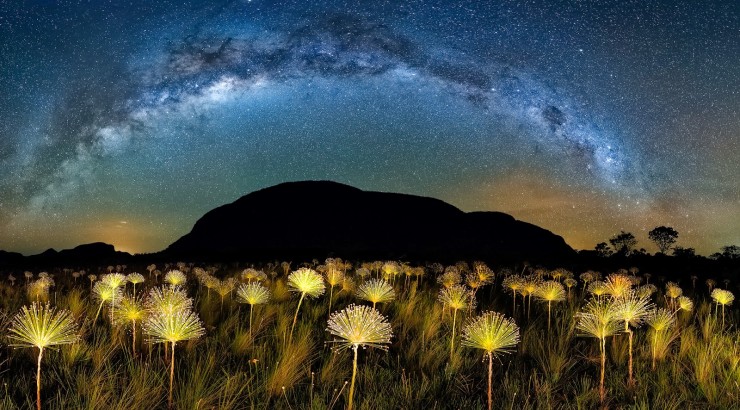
[0,0,737,255]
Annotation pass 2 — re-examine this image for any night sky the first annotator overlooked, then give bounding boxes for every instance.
[1,0,737,256]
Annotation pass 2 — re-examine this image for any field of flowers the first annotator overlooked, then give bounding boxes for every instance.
[0,259,737,409]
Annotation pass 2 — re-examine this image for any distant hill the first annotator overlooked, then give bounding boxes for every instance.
[0,242,132,269]
[0,250,25,267]
[165,180,576,263]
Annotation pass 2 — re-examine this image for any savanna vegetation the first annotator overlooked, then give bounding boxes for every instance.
[0,259,738,409]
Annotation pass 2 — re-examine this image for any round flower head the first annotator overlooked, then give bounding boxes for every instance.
[143,310,205,344]
[437,267,462,289]
[236,282,272,306]
[665,282,683,299]
[604,274,633,299]
[613,291,654,329]
[580,271,598,283]
[325,268,345,287]
[164,270,187,286]
[645,308,676,332]
[677,296,694,312]
[326,304,392,351]
[534,281,566,303]
[438,285,475,311]
[381,262,401,281]
[711,289,734,306]
[636,284,657,299]
[356,279,396,306]
[93,281,123,304]
[101,273,128,289]
[145,286,193,316]
[587,281,609,298]
[215,278,238,297]
[127,273,145,285]
[8,303,79,349]
[461,311,520,356]
[473,262,494,284]
[522,276,541,297]
[576,298,620,340]
[7,303,79,410]
[502,275,524,292]
[287,268,325,298]
[112,294,147,327]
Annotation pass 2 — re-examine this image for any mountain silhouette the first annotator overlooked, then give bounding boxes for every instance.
[165,181,576,263]
[0,242,132,269]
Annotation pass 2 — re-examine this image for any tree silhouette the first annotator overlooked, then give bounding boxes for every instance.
[672,246,695,258]
[648,226,678,254]
[609,231,637,256]
[721,245,739,259]
[595,242,613,257]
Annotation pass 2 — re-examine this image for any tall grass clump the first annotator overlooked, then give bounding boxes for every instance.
[587,280,608,299]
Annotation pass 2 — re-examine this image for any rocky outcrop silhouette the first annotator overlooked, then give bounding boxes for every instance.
[165,180,576,263]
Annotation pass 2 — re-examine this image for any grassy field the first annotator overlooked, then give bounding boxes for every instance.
[0,260,737,409]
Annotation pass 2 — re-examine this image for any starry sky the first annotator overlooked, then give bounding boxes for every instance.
[0,0,738,256]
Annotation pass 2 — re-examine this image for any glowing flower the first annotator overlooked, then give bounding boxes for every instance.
[236,282,272,334]
[461,311,519,410]
[711,289,734,328]
[112,294,146,356]
[126,273,145,294]
[287,268,325,343]
[438,285,476,359]
[576,298,619,403]
[356,278,395,309]
[534,281,566,330]
[326,305,392,410]
[8,303,79,410]
[613,291,654,386]
[164,270,187,286]
[143,309,205,409]
[145,286,193,316]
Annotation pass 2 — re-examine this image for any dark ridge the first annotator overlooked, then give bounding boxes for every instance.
[164,180,576,264]
[3,243,134,269]
[0,250,24,267]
